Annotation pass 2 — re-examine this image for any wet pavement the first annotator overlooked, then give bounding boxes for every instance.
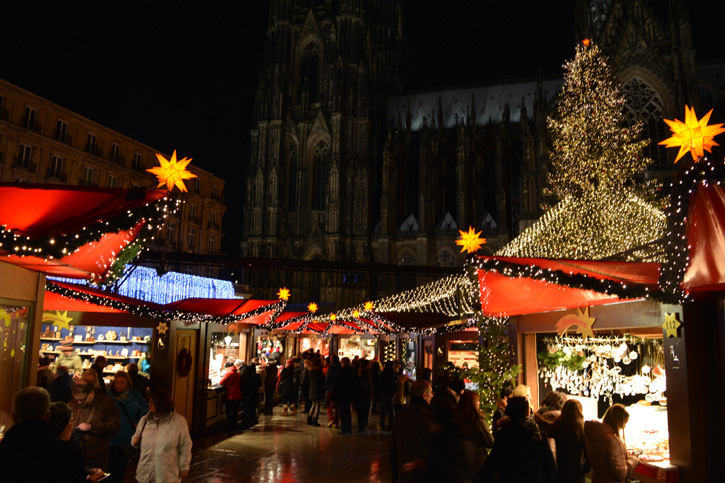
[126,411,393,482]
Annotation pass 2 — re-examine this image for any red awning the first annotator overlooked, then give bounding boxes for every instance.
[1,184,166,279]
[475,256,661,317]
[683,184,725,292]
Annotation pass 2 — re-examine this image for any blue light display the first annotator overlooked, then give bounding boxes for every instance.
[49,265,236,304]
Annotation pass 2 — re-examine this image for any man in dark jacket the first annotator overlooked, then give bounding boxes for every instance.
[0,387,87,483]
[332,356,358,435]
[379,361,398,430]
[69,380,120,471]
[324,355,341,427]
[240,363,262,428]
[479,396,557,483]
[263,362,278,415]
[390,380,435,483]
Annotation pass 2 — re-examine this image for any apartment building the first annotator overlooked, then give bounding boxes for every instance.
[0,78,226,276]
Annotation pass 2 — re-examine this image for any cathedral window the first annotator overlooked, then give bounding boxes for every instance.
[312,141,329,210]
[301,43,320,102]
[622,77,667,167]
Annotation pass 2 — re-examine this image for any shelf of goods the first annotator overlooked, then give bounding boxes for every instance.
[40,323,153,363]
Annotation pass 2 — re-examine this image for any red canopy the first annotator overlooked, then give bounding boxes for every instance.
[0,184,166,279]
[683,184,725,292]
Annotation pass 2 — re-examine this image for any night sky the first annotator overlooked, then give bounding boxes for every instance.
[2,0,720,254]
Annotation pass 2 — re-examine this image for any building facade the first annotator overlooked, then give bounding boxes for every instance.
[0,78,227,277]
[241,0,724,304]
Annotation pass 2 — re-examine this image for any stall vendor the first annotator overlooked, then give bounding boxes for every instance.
[54,338,82,375]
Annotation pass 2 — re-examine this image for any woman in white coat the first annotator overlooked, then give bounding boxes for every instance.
[132,391,192,483]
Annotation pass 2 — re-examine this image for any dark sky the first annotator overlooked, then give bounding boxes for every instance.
[2,0,720,254]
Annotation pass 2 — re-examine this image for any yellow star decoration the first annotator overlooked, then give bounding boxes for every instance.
[353,310,360,318]
[308,302,318,313]
[364,301,374,312]
[455,226,487,254]
[147,150,197,192]
[42,311,73,332]
[555,307,596,341]
[659,106,725,163]
[277,287,291,301]
[662,313,682,338]
[156,321,169,336]
[330,314,337,321]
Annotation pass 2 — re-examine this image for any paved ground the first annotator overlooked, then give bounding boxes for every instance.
[125,411,393,482]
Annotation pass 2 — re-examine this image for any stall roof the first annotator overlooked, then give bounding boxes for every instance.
[0,184,166,279]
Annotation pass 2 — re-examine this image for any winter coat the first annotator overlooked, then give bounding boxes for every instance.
[54,352,83,375]
[133,411,192,483]
[69,392,121,470]
[240,365,262,395]
[87,363,107,394]
[393,373,407,405]
[306,365,325,400]
[37,368,56,389]
[584,420,639,483]
[380,367,398,396]
[390,398,436,483]
[220,366,243,401]
[110,388,149,447]
[278,365,294,398]
[264,363,279,389]
[325,362,341,392]
[355,368,374,402]
[333,365,359,403]
[0,419,86,483]
[552,426,589,483]
[480,417,557,483]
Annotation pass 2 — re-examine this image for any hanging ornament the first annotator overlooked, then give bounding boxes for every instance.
[659,105,725,162]
[629,351,638,360]
[455,226,487,254]
[147,150,197,192]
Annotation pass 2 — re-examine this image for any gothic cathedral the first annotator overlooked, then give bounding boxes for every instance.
[242,0,721,305]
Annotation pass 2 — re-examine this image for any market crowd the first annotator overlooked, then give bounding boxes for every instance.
[220,349,641,483]
[0,353,191,483]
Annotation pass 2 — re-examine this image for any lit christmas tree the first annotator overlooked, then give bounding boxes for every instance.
[545,39,655,204]
[500,39,665,261]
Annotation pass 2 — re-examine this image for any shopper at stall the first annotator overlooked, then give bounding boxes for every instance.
[479,396,557,483]
[324,355,341,426]
[108,370,148,483]
[86,355,108,395]
[132,391,192,483]
[220,361,243,434]
[240,361,262,429]
[69,379,121,471]
[584,404,640,483]
[332,356,358,435]
[49,364,75,403]
[492,383,513,437]
[390,379,435,483]
[55,338,83,375]
[456,390,494,479]
[551,399,589,483]
[305,355,325,426]
[0,387,87,483]
[127,362,150,402]
[536,390,568,436]
[379,361,397,431]
[37,355,56,390]
[369,359,382,416]
[278,358,296,416]
[355,358,374,433]
[393,362,407,415]
[263,360,279,415]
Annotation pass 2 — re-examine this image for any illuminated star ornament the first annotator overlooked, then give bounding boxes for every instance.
[659,106,725,163]
[277,287,291,301]
[455,226,487,254]
[156,321,169,336]
[147,150,197,192]
[353,310,360,318]
[582,38,591,46]
[308,302,318,313]
[364,301,374,312]
[330,314,337,321]
[662,313,682,338]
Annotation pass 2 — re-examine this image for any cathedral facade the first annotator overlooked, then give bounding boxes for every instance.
[241,0,722,304]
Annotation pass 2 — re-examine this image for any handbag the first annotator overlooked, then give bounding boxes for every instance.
[120,405,146,465]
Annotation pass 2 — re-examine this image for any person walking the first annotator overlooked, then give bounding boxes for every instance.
[108,371,148,483]
[277,358,296,416]
[390,380,436,483]
[332,356,358,435]
[584,404,639,483]
[305,355,325,426]
[324,355,341,427]
[220,361,243,434]
[132,391,192,483]
[378,361,397,431]
[354,359,374,433]
[240,362,262,429]
[551,399,590,483]
[263,361,278,415]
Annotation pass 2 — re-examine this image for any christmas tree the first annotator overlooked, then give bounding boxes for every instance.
[545,39,656,205]
[500,39,665,261]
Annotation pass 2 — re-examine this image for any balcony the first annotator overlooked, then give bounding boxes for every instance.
[13,158,37,173]
[46,167,68,183]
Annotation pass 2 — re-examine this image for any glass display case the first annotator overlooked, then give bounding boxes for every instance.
[338,335,376,360]
[208,331,243,385]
